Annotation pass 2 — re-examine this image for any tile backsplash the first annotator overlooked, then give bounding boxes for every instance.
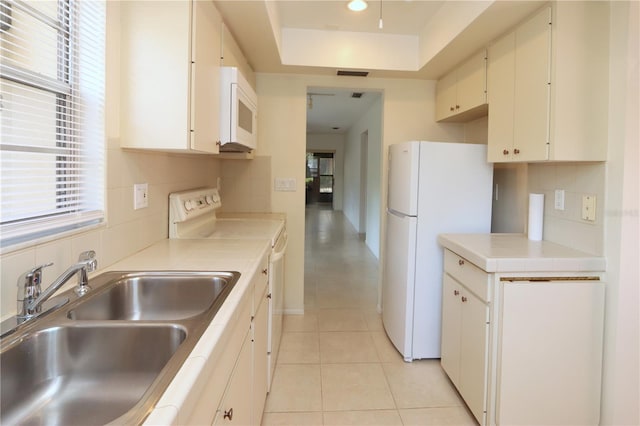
[219,156,272,213]
[527,162,605,255]
[0,140,221,320]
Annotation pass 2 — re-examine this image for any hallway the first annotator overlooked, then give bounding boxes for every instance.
[261,206,476,425]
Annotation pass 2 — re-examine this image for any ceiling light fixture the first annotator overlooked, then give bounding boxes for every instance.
[347,0,368,12]
[378,0,383,29]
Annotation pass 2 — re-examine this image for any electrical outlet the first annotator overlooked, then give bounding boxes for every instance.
[134,183,148,210]
[581,195,596,221]
[554,189,565,211]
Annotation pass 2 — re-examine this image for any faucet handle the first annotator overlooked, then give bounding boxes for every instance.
[18,263,54,290]
[78,250,97,272]
[17,263,53,316]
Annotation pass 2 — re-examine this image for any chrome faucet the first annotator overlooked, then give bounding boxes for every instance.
[16,250,97,323]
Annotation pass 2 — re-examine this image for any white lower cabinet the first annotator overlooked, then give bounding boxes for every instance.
[495,279,605,425]
[213,329,253,425]
[441,258,489,425]
[252,289,269,425]
[440,248,605,425]
[188,253,270,426]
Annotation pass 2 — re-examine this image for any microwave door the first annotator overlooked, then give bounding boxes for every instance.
[237,90,254,135]
[234,85,257,150]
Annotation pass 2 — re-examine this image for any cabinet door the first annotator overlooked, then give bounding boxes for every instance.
[191,0,221,153]
[120,1,190,150]
[252,294,269,425]
[456,50,487,114]
[213,330,253,426]
[435,71,458,121]
[497,280,605,425]
[459,290,489,425]
[440,275,462,388]
[513,6,551,161]
[487,31,516,162]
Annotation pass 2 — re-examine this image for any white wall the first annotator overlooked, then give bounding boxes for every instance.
[345,96,383,258]
[306,133,345,212]
[342,128,364,234]
[256,73,465,313]
[219,156,272,213]
[600,2,639,423]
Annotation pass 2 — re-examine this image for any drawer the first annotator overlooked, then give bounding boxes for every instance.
[444,249,491,302]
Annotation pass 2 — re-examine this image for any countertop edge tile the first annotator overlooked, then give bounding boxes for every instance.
[438,233,606,273]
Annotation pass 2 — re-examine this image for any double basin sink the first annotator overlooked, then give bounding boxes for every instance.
[0,270,240,425]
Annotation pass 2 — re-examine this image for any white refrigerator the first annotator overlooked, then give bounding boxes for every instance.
[383,141,493,361]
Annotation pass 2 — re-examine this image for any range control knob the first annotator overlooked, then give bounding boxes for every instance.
[205,195,214,205]
[184,200,195,211]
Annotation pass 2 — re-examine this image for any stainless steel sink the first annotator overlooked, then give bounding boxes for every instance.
[67,272,236,321]
[1,325,186,425]
[0,270,240,425]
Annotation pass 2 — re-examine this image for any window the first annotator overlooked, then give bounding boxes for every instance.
[0,0,105,248]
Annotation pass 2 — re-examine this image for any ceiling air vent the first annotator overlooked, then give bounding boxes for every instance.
[351,92,364,98]
[337,70,369,77]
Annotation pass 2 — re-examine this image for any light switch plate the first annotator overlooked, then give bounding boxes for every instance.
[554,189,565,211]
[134,183,148,210]
[275,177,296,192]
[581,195,596,221]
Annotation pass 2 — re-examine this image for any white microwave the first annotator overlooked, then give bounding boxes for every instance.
[219,67,257,152]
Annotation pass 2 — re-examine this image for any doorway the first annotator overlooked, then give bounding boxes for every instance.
[306,152,335,206]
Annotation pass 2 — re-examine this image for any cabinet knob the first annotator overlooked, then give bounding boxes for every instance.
[262,268,268,275]
[450,106,455,111]
[461,296,468,303]
[454,290,460,296]
[455,105,460,110]
[503,149,509,155]
[458,259,464,266]
[224,408,233,420]
[514,148,520,154]
[267,293,272,299]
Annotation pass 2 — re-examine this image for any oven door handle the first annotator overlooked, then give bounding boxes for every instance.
[270,231,288,262]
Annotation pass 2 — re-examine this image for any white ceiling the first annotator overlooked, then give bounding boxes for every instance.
[214,0,544,134]
[306,88,381,134]
[276,1,445,35]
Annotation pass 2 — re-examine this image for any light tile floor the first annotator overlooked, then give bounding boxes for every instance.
[262,205,477,426]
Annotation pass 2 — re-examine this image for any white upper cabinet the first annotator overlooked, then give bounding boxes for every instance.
[120,0,222,153]
[487,2,609,163]
[436,49,488,123]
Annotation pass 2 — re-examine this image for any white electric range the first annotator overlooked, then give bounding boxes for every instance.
[169,187,287,391]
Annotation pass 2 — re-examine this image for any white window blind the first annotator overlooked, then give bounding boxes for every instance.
[0,0,105,248]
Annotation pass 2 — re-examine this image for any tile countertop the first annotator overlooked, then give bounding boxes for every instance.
[102,238,272,425]
[438,233,606,273]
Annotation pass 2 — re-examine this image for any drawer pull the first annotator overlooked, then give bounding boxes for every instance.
[461,296,468,303]
[458,259,464,266]
[224,408,233,420]
[267,293,272,299]
[454,290,460,296]
[262,268,268,275]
